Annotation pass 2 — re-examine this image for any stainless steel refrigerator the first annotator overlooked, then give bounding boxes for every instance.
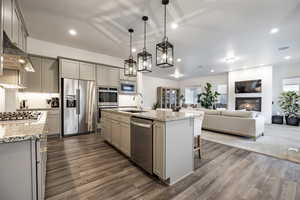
[62,78,96,136]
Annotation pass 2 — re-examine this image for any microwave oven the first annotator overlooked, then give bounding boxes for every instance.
[120,81,136,94]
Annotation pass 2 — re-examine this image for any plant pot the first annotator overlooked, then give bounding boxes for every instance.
[285,116,299,126]
[272,115,283,124]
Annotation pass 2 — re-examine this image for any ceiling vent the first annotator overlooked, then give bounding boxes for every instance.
[278,46,290,51]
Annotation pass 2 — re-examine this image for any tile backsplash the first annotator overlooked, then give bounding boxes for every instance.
[17,92,60,109]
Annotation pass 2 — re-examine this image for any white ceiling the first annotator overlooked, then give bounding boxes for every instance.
[19,0,300,80]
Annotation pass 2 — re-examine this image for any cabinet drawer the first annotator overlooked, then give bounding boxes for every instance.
[120,115,130,124]
[47,110,59,115]
[110,113,121,121]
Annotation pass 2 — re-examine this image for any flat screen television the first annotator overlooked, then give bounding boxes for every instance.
[235,79,262,93]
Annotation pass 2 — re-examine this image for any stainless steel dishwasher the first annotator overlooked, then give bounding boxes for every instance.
[131,117,153,174]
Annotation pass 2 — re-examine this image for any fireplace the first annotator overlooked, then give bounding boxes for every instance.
[236,97,262,112]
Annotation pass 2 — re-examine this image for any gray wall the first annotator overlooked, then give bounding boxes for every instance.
[272,62,300,115]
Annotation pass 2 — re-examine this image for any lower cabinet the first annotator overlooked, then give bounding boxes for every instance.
[111,120,121,149]
[102,113,131,157]
[120,122,131,157]
[102,117,111,143]
[46,110,60,135]
[153,121,166,179]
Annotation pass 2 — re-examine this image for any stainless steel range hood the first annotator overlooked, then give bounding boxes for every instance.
[1,31,35,73]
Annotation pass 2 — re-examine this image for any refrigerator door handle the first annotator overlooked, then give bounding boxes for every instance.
[76,89,80,115]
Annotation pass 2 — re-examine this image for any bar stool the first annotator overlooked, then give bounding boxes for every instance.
[180,109,204,159]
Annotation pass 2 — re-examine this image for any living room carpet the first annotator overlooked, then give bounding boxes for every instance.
[201,124,300,164]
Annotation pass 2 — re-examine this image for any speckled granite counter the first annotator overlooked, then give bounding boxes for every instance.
[103,109,200,122]
[0,112,47,143]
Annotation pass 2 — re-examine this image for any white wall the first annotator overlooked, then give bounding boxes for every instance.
[179,74,228,91]
[27,37,123,67]
[272,62,300,114]
[140,75,180,109]
[228,66,273,124]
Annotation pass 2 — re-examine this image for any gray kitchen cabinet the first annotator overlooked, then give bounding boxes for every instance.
[111,120,121,149]
[12,5,19,47]
[23,56,59,93]
[79,62,96,81]
[60,59,80,79]
[3,0,13,39]
[96,65,119,87]
[108,67,120,87]
[46,110,60,135]
[42,58,59,93]
[2,0,28,50]
[0,138,46,200]
[23,56,42,92]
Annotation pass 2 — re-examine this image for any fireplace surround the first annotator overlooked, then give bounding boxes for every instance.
[236,97,262,112]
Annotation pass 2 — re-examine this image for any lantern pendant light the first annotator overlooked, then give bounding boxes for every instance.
[156,0,174,68]
[137,16,152,73]
[124,28,137,77]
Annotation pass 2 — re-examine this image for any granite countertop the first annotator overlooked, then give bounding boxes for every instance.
[0,112,48,144]
[17,108,59,111]
[103,108,201,122]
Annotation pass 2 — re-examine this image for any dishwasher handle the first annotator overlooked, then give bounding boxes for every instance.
[131,121,152,129]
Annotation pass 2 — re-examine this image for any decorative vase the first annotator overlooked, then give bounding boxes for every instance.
[272,115,283,125]
[285,116,299,126]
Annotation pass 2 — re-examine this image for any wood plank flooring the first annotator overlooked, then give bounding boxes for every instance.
[46,134,300,200]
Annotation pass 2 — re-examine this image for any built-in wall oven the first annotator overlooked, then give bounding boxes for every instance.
[97,87,119,123]
[98,87,119,107]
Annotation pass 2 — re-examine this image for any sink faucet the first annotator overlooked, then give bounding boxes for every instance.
[134,93,143,110]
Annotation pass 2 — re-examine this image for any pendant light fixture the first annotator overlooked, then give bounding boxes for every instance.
[156,0,174,68]
[124,28,137,77]
[137,16,152,73]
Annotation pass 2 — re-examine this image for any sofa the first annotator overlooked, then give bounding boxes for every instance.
[196,108,265,140]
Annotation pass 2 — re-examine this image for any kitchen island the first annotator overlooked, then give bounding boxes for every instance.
[101,109,200,185]
[0,112,48,200]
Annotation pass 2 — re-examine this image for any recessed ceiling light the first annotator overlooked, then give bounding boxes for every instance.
[210,69,215,73]
[171,23,178,29]
[176,58,182,62]
[270,28,279,34]
[69,29,77,36]
[132,48,137,53]
[259,64,265,66]
[284,56,291,60]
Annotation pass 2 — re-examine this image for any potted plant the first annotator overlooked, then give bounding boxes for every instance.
[278,91,300,126]
[197,83,220,109]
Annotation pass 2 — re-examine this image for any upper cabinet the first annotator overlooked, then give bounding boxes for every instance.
[3,0,13,39]
[119,68,137,82]
[60,59,80,79]
[3,0,28,51]
[23,56,42,92]
[60,59,96,81]
[22,56,59,93]
[79,62,96,81]
[96,65,119,87]
[42,58,59,93]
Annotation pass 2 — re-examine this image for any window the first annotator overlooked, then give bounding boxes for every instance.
[217,84,228,106]
[282,77,300,94]
[283,84,299,93]
[184,87,201,105]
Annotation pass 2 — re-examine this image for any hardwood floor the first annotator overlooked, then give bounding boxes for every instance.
[46,134,300,200]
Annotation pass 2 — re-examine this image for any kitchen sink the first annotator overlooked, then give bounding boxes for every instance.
[123,110,147,113]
